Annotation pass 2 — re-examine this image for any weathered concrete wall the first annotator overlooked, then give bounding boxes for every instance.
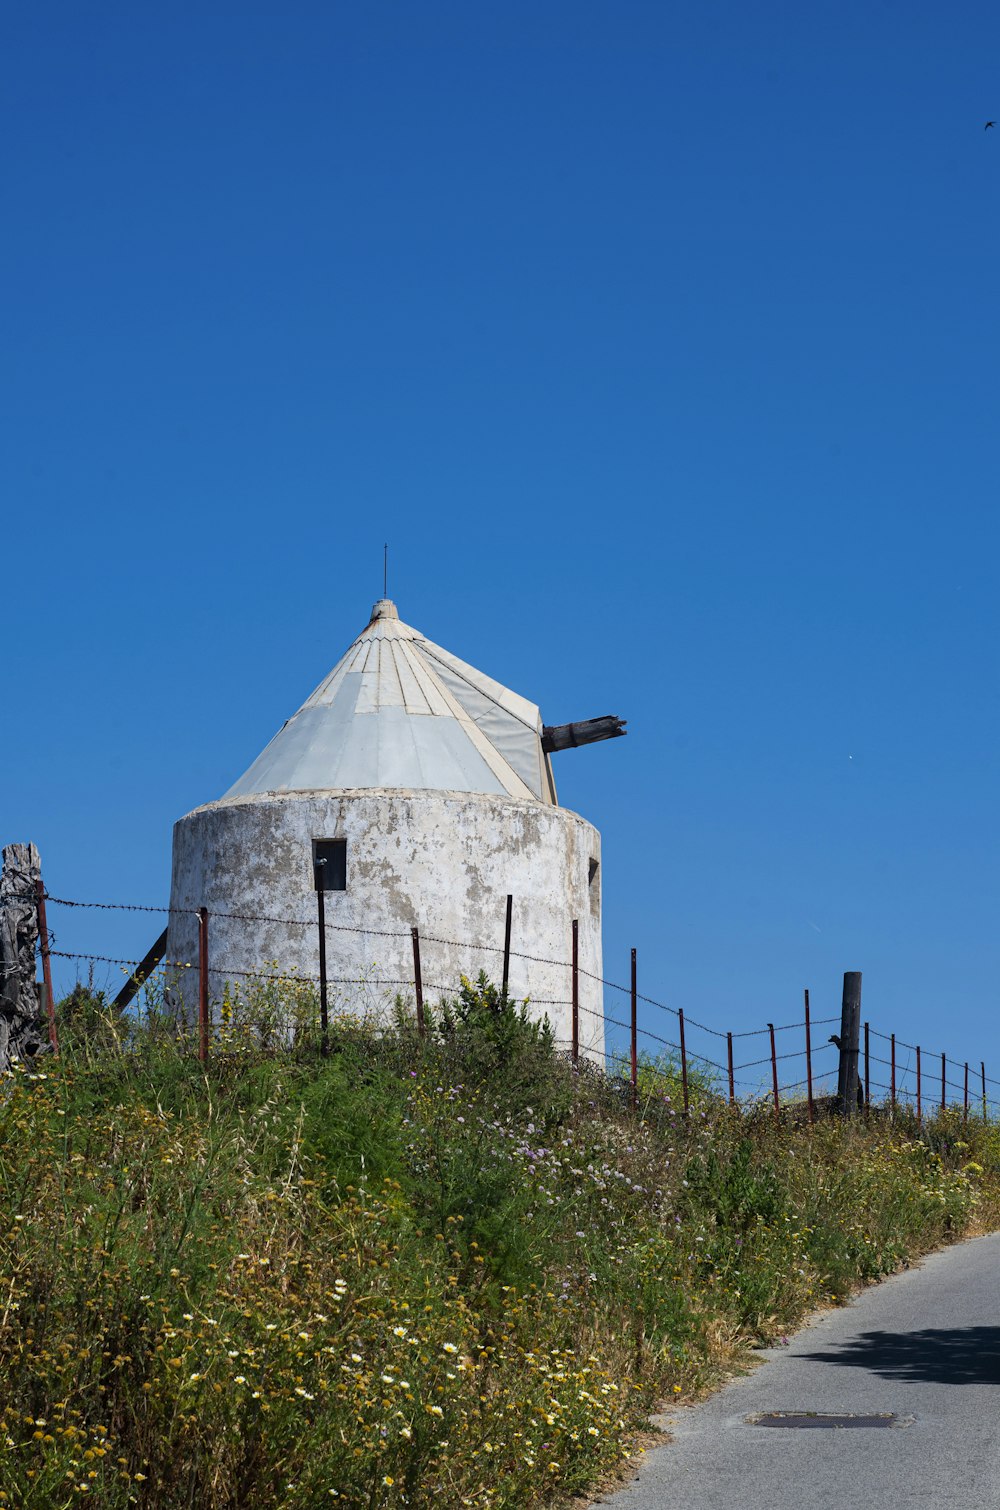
[166,789,604,1059]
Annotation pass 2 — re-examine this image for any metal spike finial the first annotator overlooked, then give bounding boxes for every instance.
[383,543,388,599]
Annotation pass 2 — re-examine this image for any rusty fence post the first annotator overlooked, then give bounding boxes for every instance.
[502,894,512,998]
[891,1033,896,1111]
[804,990,814,1124]
[964,1062,969,1124]
[34,878,59,1054]
[916,1045,922,1126]
[768,1023,779,1118]
[571,919,579,1066]
[316,886,329,1057]
[864,1021,870,1110]
[727,1031,735,1106]
[630,947,637,1108]
[198,906,209,1064]
[982,1062,988,1122]
[410,926,425,1038]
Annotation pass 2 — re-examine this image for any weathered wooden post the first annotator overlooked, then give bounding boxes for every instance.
[835,972,862,1117]
[0,844,52,1069]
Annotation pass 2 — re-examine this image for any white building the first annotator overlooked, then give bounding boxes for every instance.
[166,598,623,1056]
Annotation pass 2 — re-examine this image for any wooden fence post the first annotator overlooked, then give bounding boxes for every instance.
[35,878,58,1054]
[836,972,862,1117]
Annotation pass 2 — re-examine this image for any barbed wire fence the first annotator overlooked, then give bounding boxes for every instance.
[9,887,1000,1124]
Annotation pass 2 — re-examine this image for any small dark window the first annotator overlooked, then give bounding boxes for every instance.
[588,858,599,887]
[314,839,347,892]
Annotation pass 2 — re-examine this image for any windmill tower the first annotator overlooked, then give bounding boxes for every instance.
[166,598,624,1056]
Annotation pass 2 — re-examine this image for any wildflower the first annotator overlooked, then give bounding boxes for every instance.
[442,1343,459,1354]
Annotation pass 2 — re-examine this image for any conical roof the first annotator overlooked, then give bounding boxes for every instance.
[223,600,557,804]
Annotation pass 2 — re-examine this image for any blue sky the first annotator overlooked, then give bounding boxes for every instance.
[3,0,998,1088]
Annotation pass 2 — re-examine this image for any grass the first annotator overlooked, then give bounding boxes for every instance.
[0,973,998,1508]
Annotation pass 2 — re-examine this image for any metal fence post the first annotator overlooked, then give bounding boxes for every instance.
[34,879,58,1053]
[678,1007,689,1115]
[964,1062,969,1124]
[916,1045,922,1126]
[727,1031,735,1106]
[502,894,512,998]
[982,1062,988,1122]
[571,919,579,1065]
[316,886,329,1057]
[410,926,425,1037]
[864,1021,870,1110]
[804,990,814,1124]
[630,947,637,1107]
[941,1051,946,1114]
[891,1033,896,1111]
[768,1023,779,1119]
[198,907,209,1064]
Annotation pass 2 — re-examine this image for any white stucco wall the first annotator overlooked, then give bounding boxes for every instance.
[166,788,604,1059]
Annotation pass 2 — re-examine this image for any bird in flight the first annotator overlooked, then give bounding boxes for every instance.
[987,120,996,130]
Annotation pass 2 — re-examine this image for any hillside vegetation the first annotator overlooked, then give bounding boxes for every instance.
[1,976,998,1509]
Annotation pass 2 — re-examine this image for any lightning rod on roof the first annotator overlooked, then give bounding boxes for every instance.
[384,542,388,599]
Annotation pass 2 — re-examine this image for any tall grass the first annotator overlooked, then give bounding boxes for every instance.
[0,975,997,1508]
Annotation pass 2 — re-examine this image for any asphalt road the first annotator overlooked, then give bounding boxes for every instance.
[594,1233,1000,1510]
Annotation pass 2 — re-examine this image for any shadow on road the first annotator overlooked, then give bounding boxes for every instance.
[800,1328,1000,1386]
